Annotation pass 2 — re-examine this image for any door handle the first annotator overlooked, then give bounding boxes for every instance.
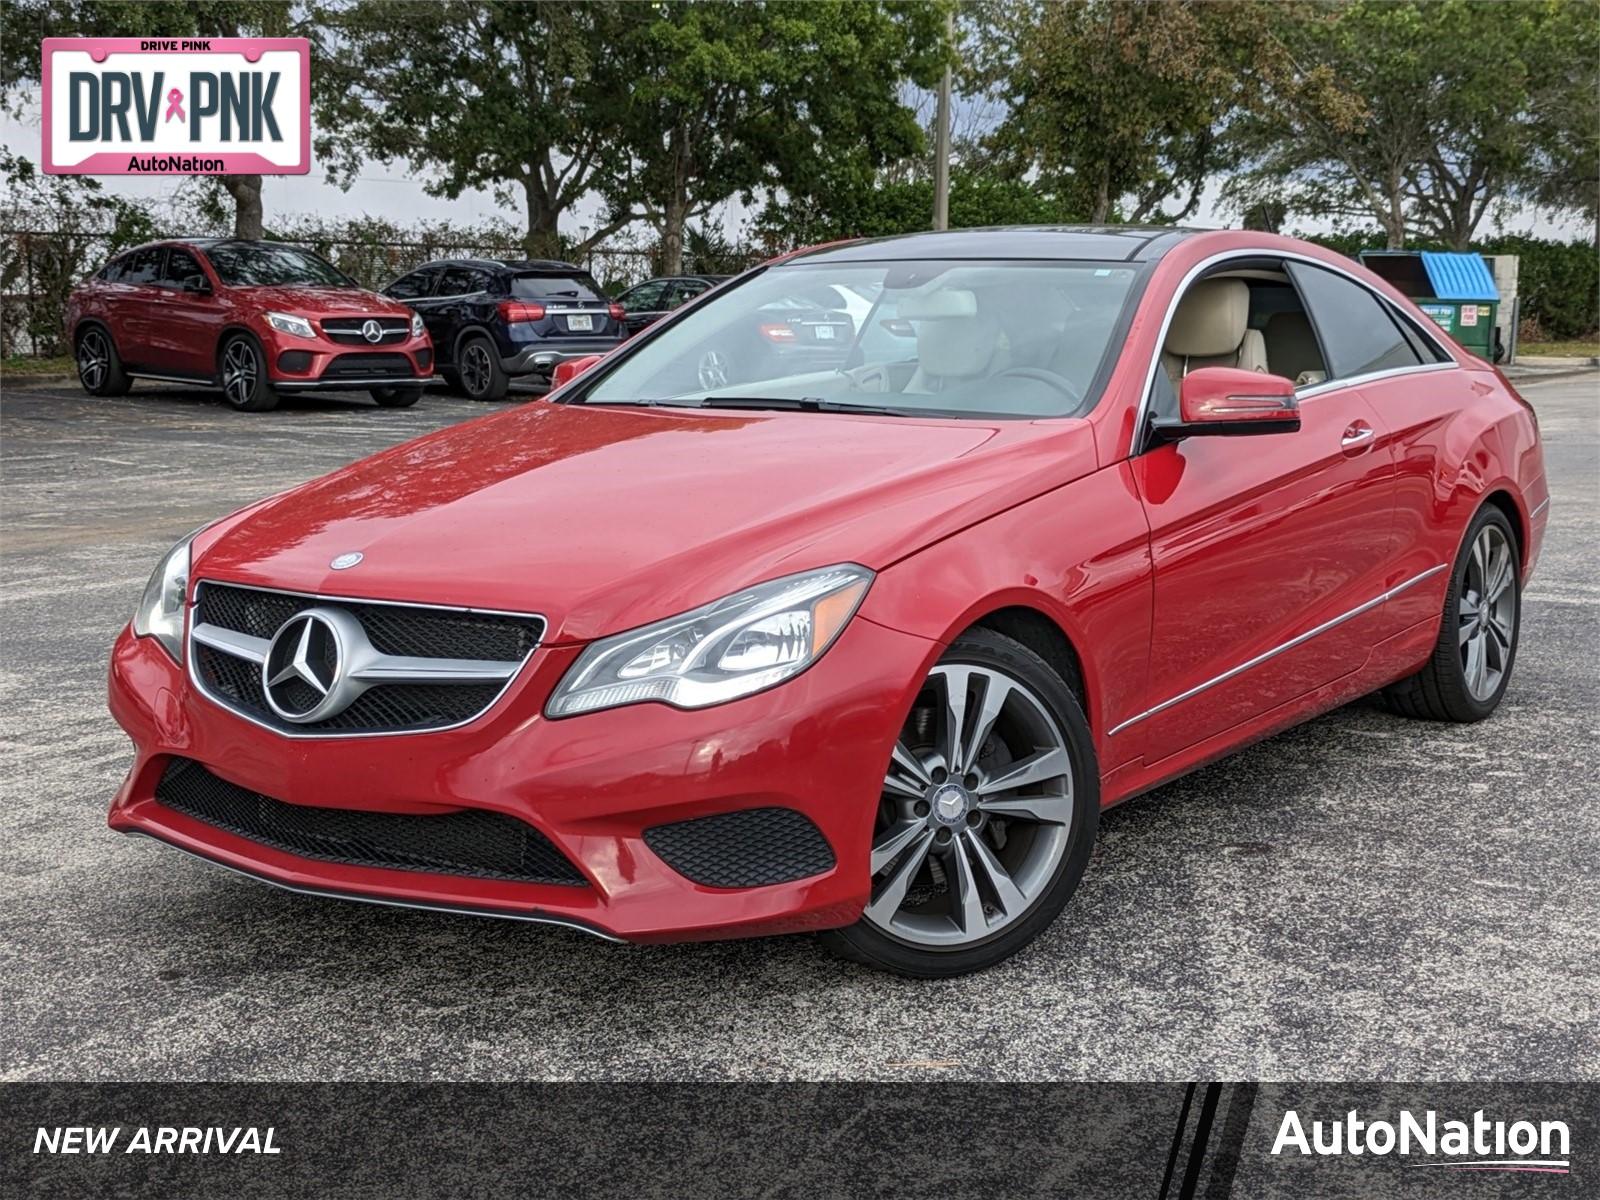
[1341,423,1376,454]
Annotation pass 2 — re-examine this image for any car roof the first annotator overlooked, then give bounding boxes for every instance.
[781,225,1204,265]
[410,257,587,274]
[631,274,726,286]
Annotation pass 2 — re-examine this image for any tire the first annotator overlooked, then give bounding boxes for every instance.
[217,334,279,412]
[819,628,1100,977]
[370,385,422,408]
[75,325,131,396]
[456,334,509,401]
[1381,504,1520,722]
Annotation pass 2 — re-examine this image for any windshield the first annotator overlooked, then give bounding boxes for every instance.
[582,259,1141,418]
[202,244,357,288]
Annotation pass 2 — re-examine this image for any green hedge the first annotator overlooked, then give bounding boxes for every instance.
[1302,232,1598,341]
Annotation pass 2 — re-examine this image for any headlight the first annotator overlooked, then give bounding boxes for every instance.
[265,311,315,339]
[546,564,872,717]
[132,535,193,663]
[410,311,425,337]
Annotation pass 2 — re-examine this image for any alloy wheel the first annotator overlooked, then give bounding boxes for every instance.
[1458,523,1516,701]
[697,350,729,390]
[222,340,258,407]
[462,342,492,396]
[77,330,108,390]
[865,664,1075,948]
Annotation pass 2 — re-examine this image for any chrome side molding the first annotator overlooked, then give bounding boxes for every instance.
[1108,563,1450,736]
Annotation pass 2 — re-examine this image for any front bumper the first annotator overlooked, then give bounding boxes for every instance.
[264,330,434,390]
[107,612,935,942]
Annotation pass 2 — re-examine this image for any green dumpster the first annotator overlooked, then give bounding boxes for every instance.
[1358,250,1500,361]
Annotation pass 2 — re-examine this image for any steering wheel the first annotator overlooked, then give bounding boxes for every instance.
[993,366,1083,410]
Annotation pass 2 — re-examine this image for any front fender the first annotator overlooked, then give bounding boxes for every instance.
[857,461,1153,772]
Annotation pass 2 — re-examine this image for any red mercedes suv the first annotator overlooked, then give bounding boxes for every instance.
[66,239,434,412]
[107,228,1547,976]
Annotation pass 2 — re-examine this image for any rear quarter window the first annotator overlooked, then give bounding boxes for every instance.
[1288,262,1425,379]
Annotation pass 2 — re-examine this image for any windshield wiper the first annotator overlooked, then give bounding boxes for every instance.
[679,396,914,416]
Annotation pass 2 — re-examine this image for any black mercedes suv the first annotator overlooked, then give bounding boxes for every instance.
[382,258,626,400]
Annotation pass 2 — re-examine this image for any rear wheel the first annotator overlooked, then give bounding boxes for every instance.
[457,335,509,401]
[820,628,1099,977]
[369,385,422,408]
[1382,505,1520,721]
[75,326,131,396]
[217,334,278,412]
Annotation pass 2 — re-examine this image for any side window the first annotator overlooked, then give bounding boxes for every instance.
[621,280,667,312]
[667,280,709,309]
[435,267,488,296]
[386,268,438,300]
[1287,263,1423,379]
[99,257,127,283]
[1148,361,1180,424]
[121,247,164,285]
[158,248,205,289]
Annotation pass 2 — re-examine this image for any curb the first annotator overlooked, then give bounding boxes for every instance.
[1506,367,1600,385]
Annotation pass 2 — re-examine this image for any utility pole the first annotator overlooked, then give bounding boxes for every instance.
[932,4,953,231]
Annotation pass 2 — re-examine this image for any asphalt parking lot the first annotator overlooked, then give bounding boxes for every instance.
[2,373,1596,1083]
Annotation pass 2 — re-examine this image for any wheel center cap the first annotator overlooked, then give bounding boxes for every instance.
[930,782,972,826]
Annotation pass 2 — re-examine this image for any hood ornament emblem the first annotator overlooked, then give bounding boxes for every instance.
[330,551,364,570]
[361,319,383,343]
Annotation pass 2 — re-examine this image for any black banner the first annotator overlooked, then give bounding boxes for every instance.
[3,1083,1593,1198]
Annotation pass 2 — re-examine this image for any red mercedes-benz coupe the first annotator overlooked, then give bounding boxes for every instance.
[66,239,434,412]
[107,228,1547,976]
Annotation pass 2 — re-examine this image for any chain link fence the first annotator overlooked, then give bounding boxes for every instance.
[1,227,759,358]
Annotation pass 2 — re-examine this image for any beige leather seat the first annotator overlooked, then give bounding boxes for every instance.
[1264,310,1327,385]
[1162,278,1268,385]
[901,290,1005,393]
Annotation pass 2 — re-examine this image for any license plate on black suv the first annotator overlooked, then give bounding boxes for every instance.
[567,314,593,331]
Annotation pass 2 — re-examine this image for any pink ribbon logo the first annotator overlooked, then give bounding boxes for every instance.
[164,88,185,123]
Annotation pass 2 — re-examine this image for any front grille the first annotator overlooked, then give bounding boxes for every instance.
[192,582,543,735]
[320,352,414,380]
[644,808,836,889]
[320,316,410,346]
[156,758,585,885]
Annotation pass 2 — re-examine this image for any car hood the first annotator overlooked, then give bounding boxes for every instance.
[233,286,409,317]
[194,401,1099,643]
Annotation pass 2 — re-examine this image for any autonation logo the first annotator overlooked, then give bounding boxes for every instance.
[1273,1108,1571,1174]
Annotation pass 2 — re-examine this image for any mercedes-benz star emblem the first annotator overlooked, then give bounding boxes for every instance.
[263,610,347,723]
[330,551,363,570]
[361,318,383,343]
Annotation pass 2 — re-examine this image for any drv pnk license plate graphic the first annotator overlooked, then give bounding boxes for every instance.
[42,37,309,175]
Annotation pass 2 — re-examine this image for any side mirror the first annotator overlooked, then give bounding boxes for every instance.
[1155,366,1301,439]
[181,275,211,295]
[551,354,603,389]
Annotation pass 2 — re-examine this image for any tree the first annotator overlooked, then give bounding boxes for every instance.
[975,0,1260,224]
[312,0,633,259]
[754,170,1081,247]
[0,1,293,238]
[593,0,946,275]
[0,148,158,354]
[1226,0,1599,249]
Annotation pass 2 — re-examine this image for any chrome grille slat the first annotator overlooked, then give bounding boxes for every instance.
[188,581,545,738]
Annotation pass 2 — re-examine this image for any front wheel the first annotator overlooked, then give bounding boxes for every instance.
[217,334,278,412]
[76,326,131,396]
[1382,505,1520,721]
[820,628,1099,977]
[370,385,422,408]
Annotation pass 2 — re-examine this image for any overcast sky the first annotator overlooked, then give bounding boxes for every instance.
[3,86,1587,243]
